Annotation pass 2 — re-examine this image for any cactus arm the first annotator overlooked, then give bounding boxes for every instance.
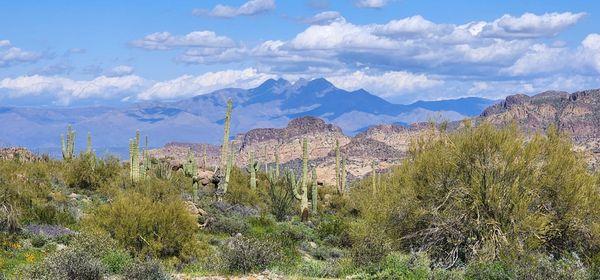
[289,170,302,200]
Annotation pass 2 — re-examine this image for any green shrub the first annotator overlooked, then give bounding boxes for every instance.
[372,252,431,280]
[350,235,391,267]
[27,248,106,280]
[84,182,199,259]
[122,260,170,280]
[66,154,121,191]
[221,235,280,273]
[30,235,47,248]
[101,250,132,274]
[266,173,295,221]
[465,261,514,280]
[207,214,249,235]
[316,214,351,247]
[350,123,600,267]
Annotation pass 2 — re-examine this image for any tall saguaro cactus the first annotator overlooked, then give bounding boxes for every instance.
[293,138,310,221]
[246,150,259,190]
[341,156,347,193]
[220,99,233,169]
[335,139,341,194]
[86,132,92,154]
[129,131,141,183]
[311,168,318,213]
[61,125,76,161]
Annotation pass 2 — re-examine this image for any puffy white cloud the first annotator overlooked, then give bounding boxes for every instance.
[130,31,235,50]
[303,11,343,25]
[368,15,447,36]
[194,0,275,18]
[0,40,42,67]
[355,0,388,8]
[479,12,586,39]
[289,19,399,50]
[327,70,443,98]
[138,68,275,100]
[0,75,146,105]
[580,33,600,72]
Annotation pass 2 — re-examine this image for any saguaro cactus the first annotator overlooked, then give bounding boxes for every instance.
[61,125,76,161]
[183,148,198,178]
[292,138,310,221]
[216,142,235,201]
[246,150,259,190]
[341,156,347,193]
[140,136,151,179]
[311,167,318,213]
[129,131,141,183]
[335,139,341,194]
[220,99,233,169]
[86,132,92,154]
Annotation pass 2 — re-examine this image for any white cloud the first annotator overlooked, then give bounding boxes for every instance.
[303,11,343,25]
[138,68,275,100]
[355,0,388,8]
[130,31,235,50]
[289,19,399,50]
[369,15,447,36]
[327,70,443,98]
[0,40,43,67]
[478,12,586,39]
[0,75,146,105]
[195,0,275,18]
[580,33,600,73]
[106,65,135,77]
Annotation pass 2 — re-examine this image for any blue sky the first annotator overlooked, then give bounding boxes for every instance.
[1,0,599,106]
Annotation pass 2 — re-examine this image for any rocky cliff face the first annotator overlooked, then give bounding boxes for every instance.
[479,89,600,165]
[149,116,427,185]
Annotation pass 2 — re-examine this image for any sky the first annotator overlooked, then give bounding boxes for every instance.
[1,0,600,106]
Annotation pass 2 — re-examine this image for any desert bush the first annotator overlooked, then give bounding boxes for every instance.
[266,172,295,221]
[101,249,132,274]
[316,214,351,247]
[226,167,264,206]
[30,234,47,248]
[122,259,170,280]
[207,213,250,235]
[350,234,392,267]
[27,248,106,280]
[350,123,600,267]
[66,154,121,191]
[84,183,198,259]
[221,235,280,273]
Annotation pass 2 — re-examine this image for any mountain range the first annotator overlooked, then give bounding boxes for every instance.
[0,77,495,156]
[147,88,600,185]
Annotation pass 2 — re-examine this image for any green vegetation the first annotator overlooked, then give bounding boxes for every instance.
[2,115,600,278]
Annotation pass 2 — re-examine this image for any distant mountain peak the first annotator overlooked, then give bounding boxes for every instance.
[254,78,291,92]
